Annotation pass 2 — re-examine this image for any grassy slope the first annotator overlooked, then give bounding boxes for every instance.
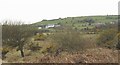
[31,15,118,31]
[32,15,118,26]
[3,15,118,63]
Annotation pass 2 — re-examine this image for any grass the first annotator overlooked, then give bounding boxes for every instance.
[3,48,118,63]
[32,15,118,31]
[33,15,117,25]
[2,15,118,63]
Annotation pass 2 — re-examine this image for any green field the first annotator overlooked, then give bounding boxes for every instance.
[32,15,118,31]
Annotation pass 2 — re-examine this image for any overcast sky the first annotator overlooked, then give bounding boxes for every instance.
[0,0,119,24]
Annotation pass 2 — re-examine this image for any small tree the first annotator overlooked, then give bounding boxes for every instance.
[2,21,37,57]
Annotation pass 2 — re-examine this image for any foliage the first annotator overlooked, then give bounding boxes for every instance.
[2,21,37,57]
[97,29,117,48]
[50,26,85,52]
[40,42,59,54]
[83,18,95,24]
[34,33,47,41]
[29,42,42,51]
[33,15,117,31]
[116,33,120,50]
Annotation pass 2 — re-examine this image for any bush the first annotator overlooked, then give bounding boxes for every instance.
[34,33,47,41]
[83,18,94,25]
[40,42,59,54]
[116,33,120,50]
[97,29,117,48]
[29,42,42,51]
[50,27,85,52]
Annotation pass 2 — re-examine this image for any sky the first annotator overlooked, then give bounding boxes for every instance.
[0,0,119,24]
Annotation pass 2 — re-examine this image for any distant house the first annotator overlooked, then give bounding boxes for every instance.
[38,27,42,29]
[110,22,115,24]
[37,24,61,29]
[45,24,55,28]
[45,24,61,29]
[55,25,61,27]
[37,25,46,29]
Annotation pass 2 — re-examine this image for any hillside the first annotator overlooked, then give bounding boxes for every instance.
[32,15,118,28]
[2,15,119,63]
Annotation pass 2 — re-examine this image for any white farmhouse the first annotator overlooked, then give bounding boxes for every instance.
[110,22,115,24]
[38,27,42,29]
[45,24,55,28]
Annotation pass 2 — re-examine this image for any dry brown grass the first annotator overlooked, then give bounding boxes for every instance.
[3,48,118,63]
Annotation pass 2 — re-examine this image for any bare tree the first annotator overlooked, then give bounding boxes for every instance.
[2,21,37,57]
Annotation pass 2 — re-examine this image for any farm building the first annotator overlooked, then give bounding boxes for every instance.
[45,24,55,28]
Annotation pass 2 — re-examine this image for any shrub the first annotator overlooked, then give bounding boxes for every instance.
[116,33,120,50]
[97,29,117,48]
[83,18,95,25]
[50,27,85,52]
[41,42,59,54]
[29,42,42,51]
[34,33,47,41]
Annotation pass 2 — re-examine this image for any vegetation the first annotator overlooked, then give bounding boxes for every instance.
[34,33,47,41]
[2,15,119,63]
[97,29,117,49]
[32,15,117,30]
[2,21,38,58]
[49,27,85,52]
[116,33,120,50]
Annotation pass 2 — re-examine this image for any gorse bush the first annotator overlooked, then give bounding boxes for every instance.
[40,42,59,54]
[34,33,47,41]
